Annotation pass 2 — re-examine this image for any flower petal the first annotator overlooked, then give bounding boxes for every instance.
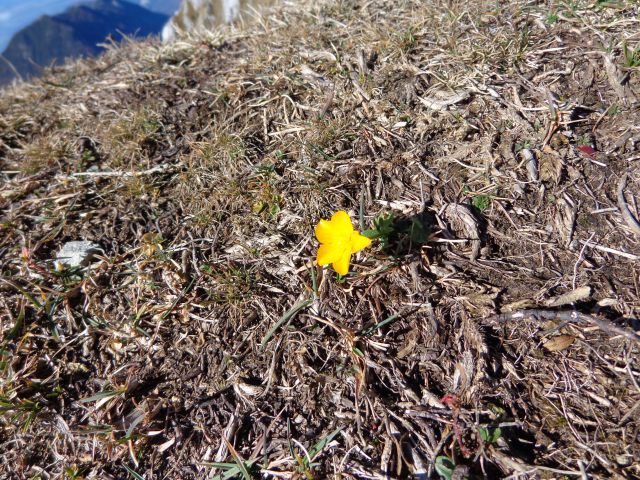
[330,210,354,238]
[315,219,335,243]
[350,232,372,253]
[332,252,352,276]
[317,243,341,266]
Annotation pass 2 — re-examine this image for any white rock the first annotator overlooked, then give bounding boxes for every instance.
[55,241,102,270]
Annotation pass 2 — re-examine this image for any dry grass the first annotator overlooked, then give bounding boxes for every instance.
[1,0,640,478]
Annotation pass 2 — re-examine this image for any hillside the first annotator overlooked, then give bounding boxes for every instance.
[0,0,639,479]
[141,0,182,15]
[0,0,168,85]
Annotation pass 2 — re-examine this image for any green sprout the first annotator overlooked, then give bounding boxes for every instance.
[479,425,502,444]
[472,195,491,212]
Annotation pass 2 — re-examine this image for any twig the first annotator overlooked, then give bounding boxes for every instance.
[617,173,640,236]
[349,69,370,101]
[486,309,640,344]
[617,399,640,427]
[572,233,594,290]
[418,91,470,110]
[578,460,588,480]
[70,164,177,178]
[492,447,583,478]
[446,157,486,172]
[579,240,639,260]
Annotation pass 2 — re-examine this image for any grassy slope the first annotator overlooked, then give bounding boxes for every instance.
[1,0,639,478]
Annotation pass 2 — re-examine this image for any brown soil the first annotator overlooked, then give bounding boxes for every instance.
[1,1,639,479]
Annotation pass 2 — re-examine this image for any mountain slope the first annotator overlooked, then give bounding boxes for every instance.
[0,0,168,85]
[139,0,182,15]
[0,1,181,52]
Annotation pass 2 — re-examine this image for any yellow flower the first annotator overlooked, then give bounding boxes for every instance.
[315,210,372,276]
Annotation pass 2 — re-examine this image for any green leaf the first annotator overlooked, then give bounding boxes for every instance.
[487,403,507,419]
[408,217,429,244]
[310,262,318,299]
[361,229,380,239]
[306,428,341,464]
[224,437,253,480]
[5,301,25,341]
[479,426,502,444]
[78,389,125,404]
[359,190,365,231]
[435,456,455,480]
[358,313,401,337]
[373,213,395,235]
[0,278,42,309]
[125,408,146,439]
[202,460,258,480]
[261,298,313,347]
[204,462,237,469]
[123,465,145,480]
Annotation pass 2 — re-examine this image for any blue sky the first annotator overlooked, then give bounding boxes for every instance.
[0,0,82,51]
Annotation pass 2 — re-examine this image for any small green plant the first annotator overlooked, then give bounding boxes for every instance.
[227,438,259,479]
[249,163,283,221]
[515,139,531,152]
[545,11,559,25]
[81,149,95,164]
[472,195,491,212]
[515,23,531,62]
[487,402,508,419]
[284,421,341,479]
[576,133,592,146]
[533,118,543,132]
[200,264,214,275]
[398,26,417,52]
[478,425,502,444]
[0,396,43,431]
[141,118,161,135]
[362,211,431,255]
[291,428,341,478]
[203,263,257,305]
[64,466,84,480]
[608,105,622,116]
[622,42,640,68]
[208,460,258,480]
[305,142,337,162]
[362,212,396,249]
